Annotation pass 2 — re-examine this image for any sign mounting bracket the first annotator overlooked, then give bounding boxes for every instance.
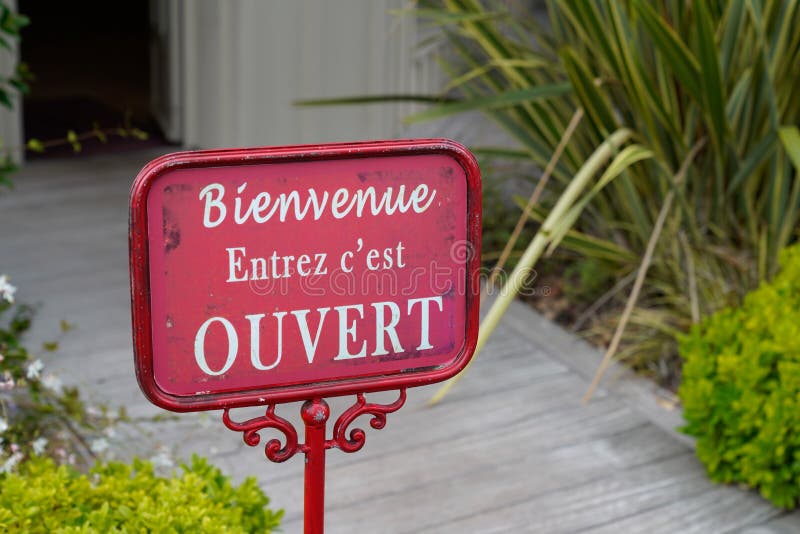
[222,390,406,534]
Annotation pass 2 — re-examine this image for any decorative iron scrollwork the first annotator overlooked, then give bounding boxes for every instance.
[329,389,407,453]
[222,405,299,462]
[222,389,407,462]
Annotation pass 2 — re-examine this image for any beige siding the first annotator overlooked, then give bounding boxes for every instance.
[161,0,442,149]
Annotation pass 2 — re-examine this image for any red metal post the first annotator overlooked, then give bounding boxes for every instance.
[301,398,330,534]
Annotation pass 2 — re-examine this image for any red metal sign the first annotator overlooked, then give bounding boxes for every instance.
[130,139,481,412]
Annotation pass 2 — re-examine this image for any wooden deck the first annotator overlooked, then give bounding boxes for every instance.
[2,148,798,533]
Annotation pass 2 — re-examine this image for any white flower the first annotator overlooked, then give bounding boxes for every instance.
[26,359,44,380]
[150,447,174,469]
[90,437,109,454]
[0,452,23,473]
[31,437,48,455]
[41,374,63,394]
[0,418,8,434]
[0,275,16,304]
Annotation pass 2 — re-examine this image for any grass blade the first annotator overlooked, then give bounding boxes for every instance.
[294,95,457,106]
[695,0,727,153]
[632,0,702,102]
[404,83,572,124]
[430,128,634,405]
[778,126,800,172]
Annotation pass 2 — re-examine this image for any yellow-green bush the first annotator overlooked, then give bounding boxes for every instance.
[0,454,282,532]
[679,244,800,509]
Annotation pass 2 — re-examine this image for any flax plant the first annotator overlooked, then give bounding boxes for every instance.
[403,0,800,400]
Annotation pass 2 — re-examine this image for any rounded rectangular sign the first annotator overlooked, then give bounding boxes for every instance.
[129,139,481,411]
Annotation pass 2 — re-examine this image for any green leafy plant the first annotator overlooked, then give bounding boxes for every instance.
[305,1,800,400]
[0,1,29,189]
[679,242,800,509]
[0,2,30,109]
[0,454,283,532]
[23,122,149,158]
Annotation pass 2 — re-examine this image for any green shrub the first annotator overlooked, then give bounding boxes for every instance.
[0,454,283,532]
[679,243,800,509]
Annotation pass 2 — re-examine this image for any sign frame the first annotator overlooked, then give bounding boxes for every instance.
[129,138,481,412]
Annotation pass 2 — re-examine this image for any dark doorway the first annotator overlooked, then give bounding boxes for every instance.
[19,1,166,157]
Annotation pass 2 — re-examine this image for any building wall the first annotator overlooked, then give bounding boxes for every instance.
[154,0,443,149]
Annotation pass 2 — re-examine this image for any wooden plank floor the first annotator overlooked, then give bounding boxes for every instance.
[1,148,798,533]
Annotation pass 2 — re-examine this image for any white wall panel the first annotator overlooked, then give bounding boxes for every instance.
[163,0,442,149]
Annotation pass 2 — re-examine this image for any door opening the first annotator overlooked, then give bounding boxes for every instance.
[19,0,170,158]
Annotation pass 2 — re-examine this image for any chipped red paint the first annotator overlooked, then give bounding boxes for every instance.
[129,139,481,412]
